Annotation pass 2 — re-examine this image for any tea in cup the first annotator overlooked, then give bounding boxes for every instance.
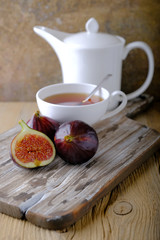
[36,83,127,125]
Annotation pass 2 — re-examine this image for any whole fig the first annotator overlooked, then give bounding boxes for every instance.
[10,120,56,168]
[54,120,99,164]
[27,111,59,142]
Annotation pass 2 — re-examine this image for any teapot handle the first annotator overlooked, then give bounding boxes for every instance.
[100,90,127,120]
[123,41,154,100]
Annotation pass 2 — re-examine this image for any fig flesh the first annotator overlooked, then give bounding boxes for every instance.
[27,111,59,142]
[10,120,56,168]
[54,120,99,164]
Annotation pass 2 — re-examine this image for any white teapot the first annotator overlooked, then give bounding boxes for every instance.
[33,18,154,101]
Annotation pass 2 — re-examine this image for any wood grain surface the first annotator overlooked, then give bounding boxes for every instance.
[0,95,160,231]
[0,98,160,239]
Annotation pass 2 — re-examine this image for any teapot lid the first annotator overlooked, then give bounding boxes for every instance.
[63,18,122,48]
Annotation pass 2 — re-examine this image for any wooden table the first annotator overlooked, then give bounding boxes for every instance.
[0,101,160,240]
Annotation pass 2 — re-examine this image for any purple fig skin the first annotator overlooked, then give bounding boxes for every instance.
[27,111,60,143]
[54,120,99,164]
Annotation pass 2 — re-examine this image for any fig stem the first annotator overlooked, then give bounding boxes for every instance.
[19,120,30,131]
[64,135,73,143]
[35,110,40,117]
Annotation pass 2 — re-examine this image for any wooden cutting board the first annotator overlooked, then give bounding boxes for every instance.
[0,95,160,230]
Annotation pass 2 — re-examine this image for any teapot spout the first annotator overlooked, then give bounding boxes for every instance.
[33,26,70,54]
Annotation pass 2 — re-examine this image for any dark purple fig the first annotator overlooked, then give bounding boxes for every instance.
[27,111,59,142]
[10,120,56,168]
[54,120,99,164]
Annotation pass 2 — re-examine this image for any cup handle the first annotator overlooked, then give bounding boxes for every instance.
[100,90,127,120]
[123,41,154,100]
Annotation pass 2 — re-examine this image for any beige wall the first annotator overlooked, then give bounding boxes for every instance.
[0,0,159,101]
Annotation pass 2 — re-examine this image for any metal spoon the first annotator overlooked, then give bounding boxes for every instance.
[82,74,112,103]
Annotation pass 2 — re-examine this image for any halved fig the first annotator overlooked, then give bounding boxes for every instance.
[10,120,56,168]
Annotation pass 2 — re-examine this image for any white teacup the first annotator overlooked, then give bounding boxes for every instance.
[36,83,127,125]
